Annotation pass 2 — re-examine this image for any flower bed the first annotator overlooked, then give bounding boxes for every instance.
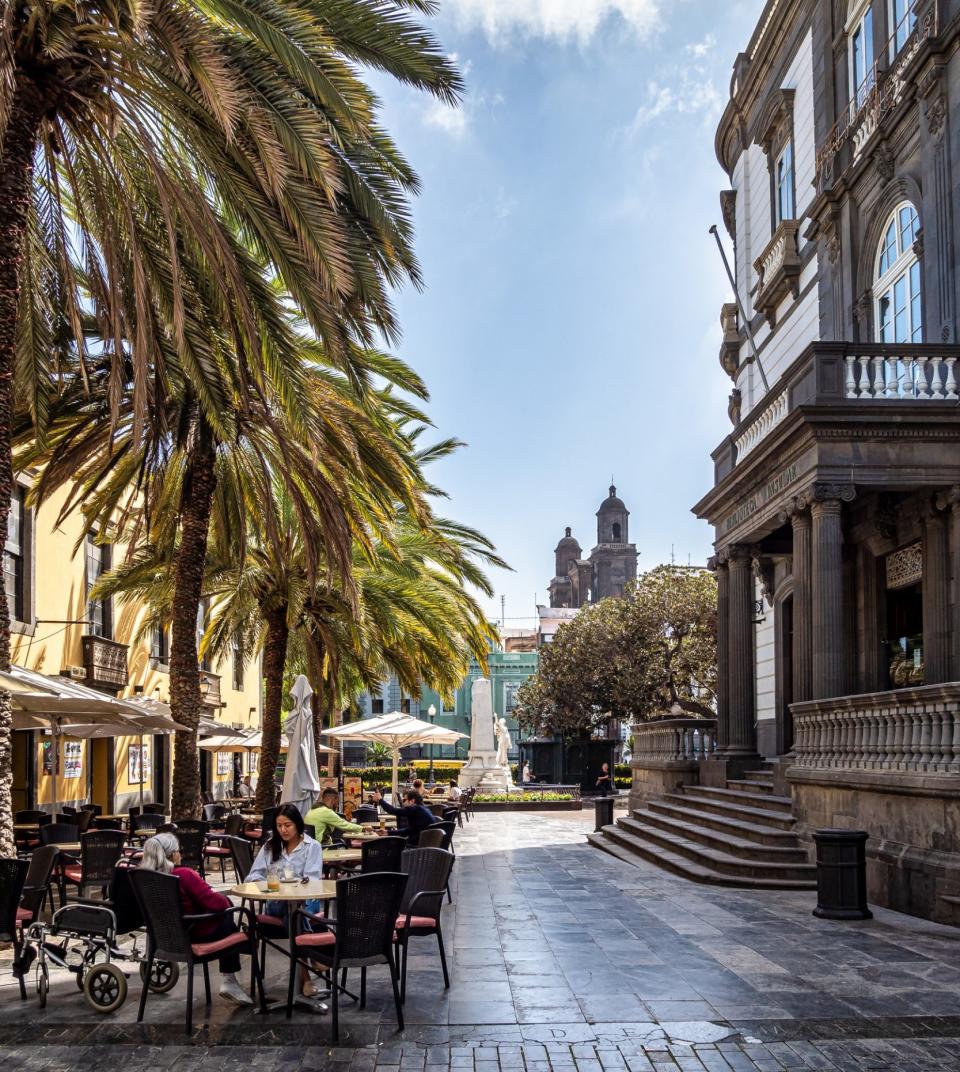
[471,791,582,812]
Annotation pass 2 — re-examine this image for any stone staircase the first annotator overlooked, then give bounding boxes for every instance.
[588,767,817,890]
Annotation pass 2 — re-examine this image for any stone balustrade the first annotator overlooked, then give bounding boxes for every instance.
[791,684,960,773]
[631,717,717,764]
[844,351,959,400]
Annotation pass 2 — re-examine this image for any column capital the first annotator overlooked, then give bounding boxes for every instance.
[720,542,756,566]
[778,497,810,525]
[935,485,960,512]
[751,553,775,607]
[799,482,856,510]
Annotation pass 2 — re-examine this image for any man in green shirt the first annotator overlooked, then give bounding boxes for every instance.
[304,788,365,845]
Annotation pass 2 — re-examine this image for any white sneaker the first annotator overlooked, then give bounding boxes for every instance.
[219,975,254,1006]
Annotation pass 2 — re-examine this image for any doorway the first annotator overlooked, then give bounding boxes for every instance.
[776,595,794,754]
[886,581,923,687]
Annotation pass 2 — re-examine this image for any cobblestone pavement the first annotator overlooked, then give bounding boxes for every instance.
[4,809,960,1070]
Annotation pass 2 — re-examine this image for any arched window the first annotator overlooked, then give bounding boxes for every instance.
[612,523,622,541]
[875,202,921,343]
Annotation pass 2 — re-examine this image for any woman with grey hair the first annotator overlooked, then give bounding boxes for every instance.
[139,834,252,1006]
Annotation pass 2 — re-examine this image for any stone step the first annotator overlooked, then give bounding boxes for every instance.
[662,792,797,830]
[625,810,808,864]
[612,817,816,883]
[726,778,774,795]
[645,798,801,846]
[587,828,817,891]
[744,769,774,783]
[681,784,794,814]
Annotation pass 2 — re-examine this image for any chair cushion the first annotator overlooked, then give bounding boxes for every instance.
[62,866,82,883]
[395,915,437,929]
[256,914,286,931]
[204,846,231,856]
[294,931,335,948]
[243,828,262,840]
[16,907,32,923]
[191,931,248,957]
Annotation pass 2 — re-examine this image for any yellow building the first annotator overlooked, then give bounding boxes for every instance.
[8,482,261,814]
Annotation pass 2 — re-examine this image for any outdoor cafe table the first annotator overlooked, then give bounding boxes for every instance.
[14,823,39,832]
[229,879,337,1015]
[323,848,361,867]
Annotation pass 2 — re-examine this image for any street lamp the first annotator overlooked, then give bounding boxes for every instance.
[427,703,437,784]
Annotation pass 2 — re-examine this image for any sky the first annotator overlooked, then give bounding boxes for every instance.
[371,0,766,627]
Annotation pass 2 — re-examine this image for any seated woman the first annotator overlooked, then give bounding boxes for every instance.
[247,804,325,997]
[139,833,253,1005]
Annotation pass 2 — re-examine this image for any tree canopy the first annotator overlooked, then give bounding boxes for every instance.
[515,565,717,737]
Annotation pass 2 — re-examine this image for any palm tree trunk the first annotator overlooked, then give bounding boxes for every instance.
[255,603,288,811]
[170,419,217,820]
[0,88,45,853]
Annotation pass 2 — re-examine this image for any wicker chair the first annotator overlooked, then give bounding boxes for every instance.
[351,805,379,825]
[14,811,49,853]
[1,859,29,1000]
[15,810,50,825]
[39,823,79,847]
[394,847,454,1002]
[202,803,227,829]
[19,844,58,922]
[77,809,96,834]
[130,813,164,842]
[360,836,406,874]
[223,814,246,837]
[293,872,406,1040]
[228,836,254,882]
[61,830,126,901]
[173,821,208,874]
[416,828,444,850]
[130,869,265,1033]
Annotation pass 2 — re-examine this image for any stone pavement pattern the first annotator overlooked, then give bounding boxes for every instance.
[3,810,960,1070]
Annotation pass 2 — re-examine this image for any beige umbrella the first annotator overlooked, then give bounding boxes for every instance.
[324,713,466,800]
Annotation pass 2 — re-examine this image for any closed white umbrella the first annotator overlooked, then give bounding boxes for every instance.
[281,675,322,817]
[324,712,466,801]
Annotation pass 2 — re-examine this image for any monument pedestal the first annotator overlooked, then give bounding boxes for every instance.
[460,677,521,792]
[460,751,515,792]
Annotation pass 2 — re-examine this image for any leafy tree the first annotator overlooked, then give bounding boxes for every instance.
[0,0,461,834]
[515,565,717,738]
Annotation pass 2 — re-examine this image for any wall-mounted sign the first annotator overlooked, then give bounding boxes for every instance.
[216,751,233,776]
[129,743,151,784]
[63,741,82,779]
[724,463,799,533]
[41,739,57,776]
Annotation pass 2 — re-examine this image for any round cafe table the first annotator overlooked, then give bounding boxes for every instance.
[230,878,336,1015]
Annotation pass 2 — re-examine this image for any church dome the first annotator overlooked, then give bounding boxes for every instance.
[598,485,627,513]
[555,526,581,551]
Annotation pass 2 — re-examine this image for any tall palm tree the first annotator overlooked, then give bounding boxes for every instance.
[1,1,461,836]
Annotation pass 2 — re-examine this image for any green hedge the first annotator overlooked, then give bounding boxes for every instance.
[474,792,574,803]
[615,763,631,778]
[615,777,631,788]
[342,764,465,786]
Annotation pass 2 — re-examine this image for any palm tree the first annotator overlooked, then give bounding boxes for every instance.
[1,1,462,835]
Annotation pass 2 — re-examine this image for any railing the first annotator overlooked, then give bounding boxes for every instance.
[791,684,960,773]
[753,220,801,324]
[81,634,129,690]
[724,342,960,469]
[631,718,717,764]
[816,8,936,188]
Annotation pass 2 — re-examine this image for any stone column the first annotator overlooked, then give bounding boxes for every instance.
[923,502,950,684]
[790,505,813,703]
[712,557,730,753]
[936,487,960,680]
[811,493,848,699]
[726,545,757,755]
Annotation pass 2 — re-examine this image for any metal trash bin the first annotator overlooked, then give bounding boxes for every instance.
[812,829,873,920]
[594,796,614,832]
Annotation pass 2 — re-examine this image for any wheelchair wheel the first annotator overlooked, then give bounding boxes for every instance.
[36,962,48,1009]
[78,945,109,990]
[139,959,179,994]
[84,963,127,1013]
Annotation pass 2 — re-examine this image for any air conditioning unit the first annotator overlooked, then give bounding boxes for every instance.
[66,666,87,681]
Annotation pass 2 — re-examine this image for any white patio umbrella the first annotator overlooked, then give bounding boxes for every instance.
[323,712,467,800]
[281,675,322,817]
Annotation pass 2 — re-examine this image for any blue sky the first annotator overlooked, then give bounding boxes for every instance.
[373,0,765,626]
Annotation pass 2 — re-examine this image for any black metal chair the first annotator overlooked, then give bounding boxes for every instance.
[223,814,246,838]
[61,830,126,901]
[77,809,96,834]
[394,847,454,1003]
[19,844,58,924]
[202,803,227,829]
[172,821,208,874]
[15,811,50,825]
[86,804,103,817]
[352,805,379,825]
[92,816,123,830]
[39,822,79,846]
[1,858,29,1000]
[228,836,254,882]
[360,836,406,874]
[14,811,49,853]
[294,872,406,1040]
[59,806,77,817]
[130,869,265,1034]
[416,828,444,850]
[143,804,165,815]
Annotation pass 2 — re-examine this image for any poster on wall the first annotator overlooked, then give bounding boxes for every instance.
[63,741,82,779]
[318,775,338,808]
[41,739,57,776]
[343,776,362,819]
[248,752,259,774]
[217,752,233,776]
[129,743,152,784]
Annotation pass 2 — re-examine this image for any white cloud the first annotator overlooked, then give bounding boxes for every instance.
[423,99,470,135]
[443,0,660,44]
[627,72,722,133]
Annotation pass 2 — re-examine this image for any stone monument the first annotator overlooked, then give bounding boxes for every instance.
[459,678,518,791]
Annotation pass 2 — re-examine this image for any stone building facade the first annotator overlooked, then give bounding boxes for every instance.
[548,486,638,608]
[693,0,960,920]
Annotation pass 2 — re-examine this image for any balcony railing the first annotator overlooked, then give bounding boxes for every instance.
[631,717,717,764]
[200,670,222,708]
[791,683,960,774]
[815,9,936,189]
[753,220,801,325]
[725,342,960,468]
[81,634,129,691]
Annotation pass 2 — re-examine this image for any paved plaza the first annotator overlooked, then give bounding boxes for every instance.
[4,811,960,1070]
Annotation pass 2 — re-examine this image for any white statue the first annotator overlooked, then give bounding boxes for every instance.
[494,716,512,769]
